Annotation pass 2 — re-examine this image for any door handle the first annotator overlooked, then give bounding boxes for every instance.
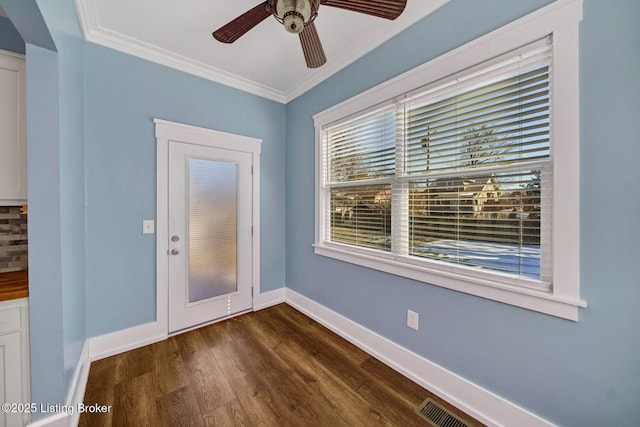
[171,249,180,255]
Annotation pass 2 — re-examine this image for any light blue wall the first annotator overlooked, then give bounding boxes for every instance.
[5,0,87,418]
[8,0,287,410]
[1,0,70,416]
[58,32,86,395]
[11,0,640,424]
[83,44,287,336]
[0,16,24,54]
[36,0,87,394]
[285,0,640,426]
[25,42,66,412]
[0,0,54,50]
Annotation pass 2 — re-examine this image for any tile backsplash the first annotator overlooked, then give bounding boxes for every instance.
[0,206,28,273]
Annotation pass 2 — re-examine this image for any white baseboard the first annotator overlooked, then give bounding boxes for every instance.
[27,341,91,427]
[67,341,91,427]
[27,412,68,427]
[37,286,550,427]
[284,288,553,427]
[88,320,168,361]
[26,288,285,426]
[253,287,286,310]
[86,287,286,362]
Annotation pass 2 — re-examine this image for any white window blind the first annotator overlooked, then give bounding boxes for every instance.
[320,37,553,288]
[323,104,401,252]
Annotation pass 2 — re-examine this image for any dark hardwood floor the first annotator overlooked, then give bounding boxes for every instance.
[80,303,480,426]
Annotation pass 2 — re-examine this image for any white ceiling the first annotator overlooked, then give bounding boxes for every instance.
[75,0,448,103]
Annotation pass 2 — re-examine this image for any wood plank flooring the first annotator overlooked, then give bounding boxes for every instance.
[80,303,481,426]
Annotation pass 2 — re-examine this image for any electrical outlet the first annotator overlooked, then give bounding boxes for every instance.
[407,309,419,331]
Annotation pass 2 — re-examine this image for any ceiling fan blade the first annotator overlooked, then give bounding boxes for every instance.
[213,2,271,43]
[299,22,327,68]
[321,0,407,20]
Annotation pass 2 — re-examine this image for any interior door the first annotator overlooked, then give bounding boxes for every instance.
[168,141,253,333]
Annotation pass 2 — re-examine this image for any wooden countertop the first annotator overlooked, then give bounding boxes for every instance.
[0,270,28,301]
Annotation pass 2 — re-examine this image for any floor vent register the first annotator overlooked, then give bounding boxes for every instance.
[415,397,471,427]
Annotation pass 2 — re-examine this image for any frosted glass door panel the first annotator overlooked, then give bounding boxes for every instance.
[167,136,254,333]
[188,158,238,303]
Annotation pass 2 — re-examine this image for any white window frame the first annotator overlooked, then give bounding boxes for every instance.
[313,0,585,321]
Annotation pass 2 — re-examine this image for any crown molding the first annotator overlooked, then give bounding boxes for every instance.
[75,0,449,104]
[74,0,287,103]
[284,0,450,102]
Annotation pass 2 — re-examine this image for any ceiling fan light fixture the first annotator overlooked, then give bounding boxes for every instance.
[213,0,408,68]
[276,0,313,34]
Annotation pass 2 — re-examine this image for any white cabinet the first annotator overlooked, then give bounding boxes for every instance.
[0,298,29,427]
[0,50,27,204]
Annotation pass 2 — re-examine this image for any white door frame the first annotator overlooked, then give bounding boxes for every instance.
[155,118,261,334]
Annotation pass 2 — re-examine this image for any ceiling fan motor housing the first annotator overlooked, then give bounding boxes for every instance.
[275,0,313,33]
[213,0,406,68]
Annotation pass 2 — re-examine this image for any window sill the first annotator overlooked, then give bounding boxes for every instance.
[313,243,586,321]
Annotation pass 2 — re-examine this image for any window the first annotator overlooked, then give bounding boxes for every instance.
[314,0,585,320]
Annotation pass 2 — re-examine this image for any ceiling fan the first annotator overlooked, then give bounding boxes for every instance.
[212,0,408,68]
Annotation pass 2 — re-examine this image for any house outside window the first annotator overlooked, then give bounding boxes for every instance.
[313,0,585,320]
